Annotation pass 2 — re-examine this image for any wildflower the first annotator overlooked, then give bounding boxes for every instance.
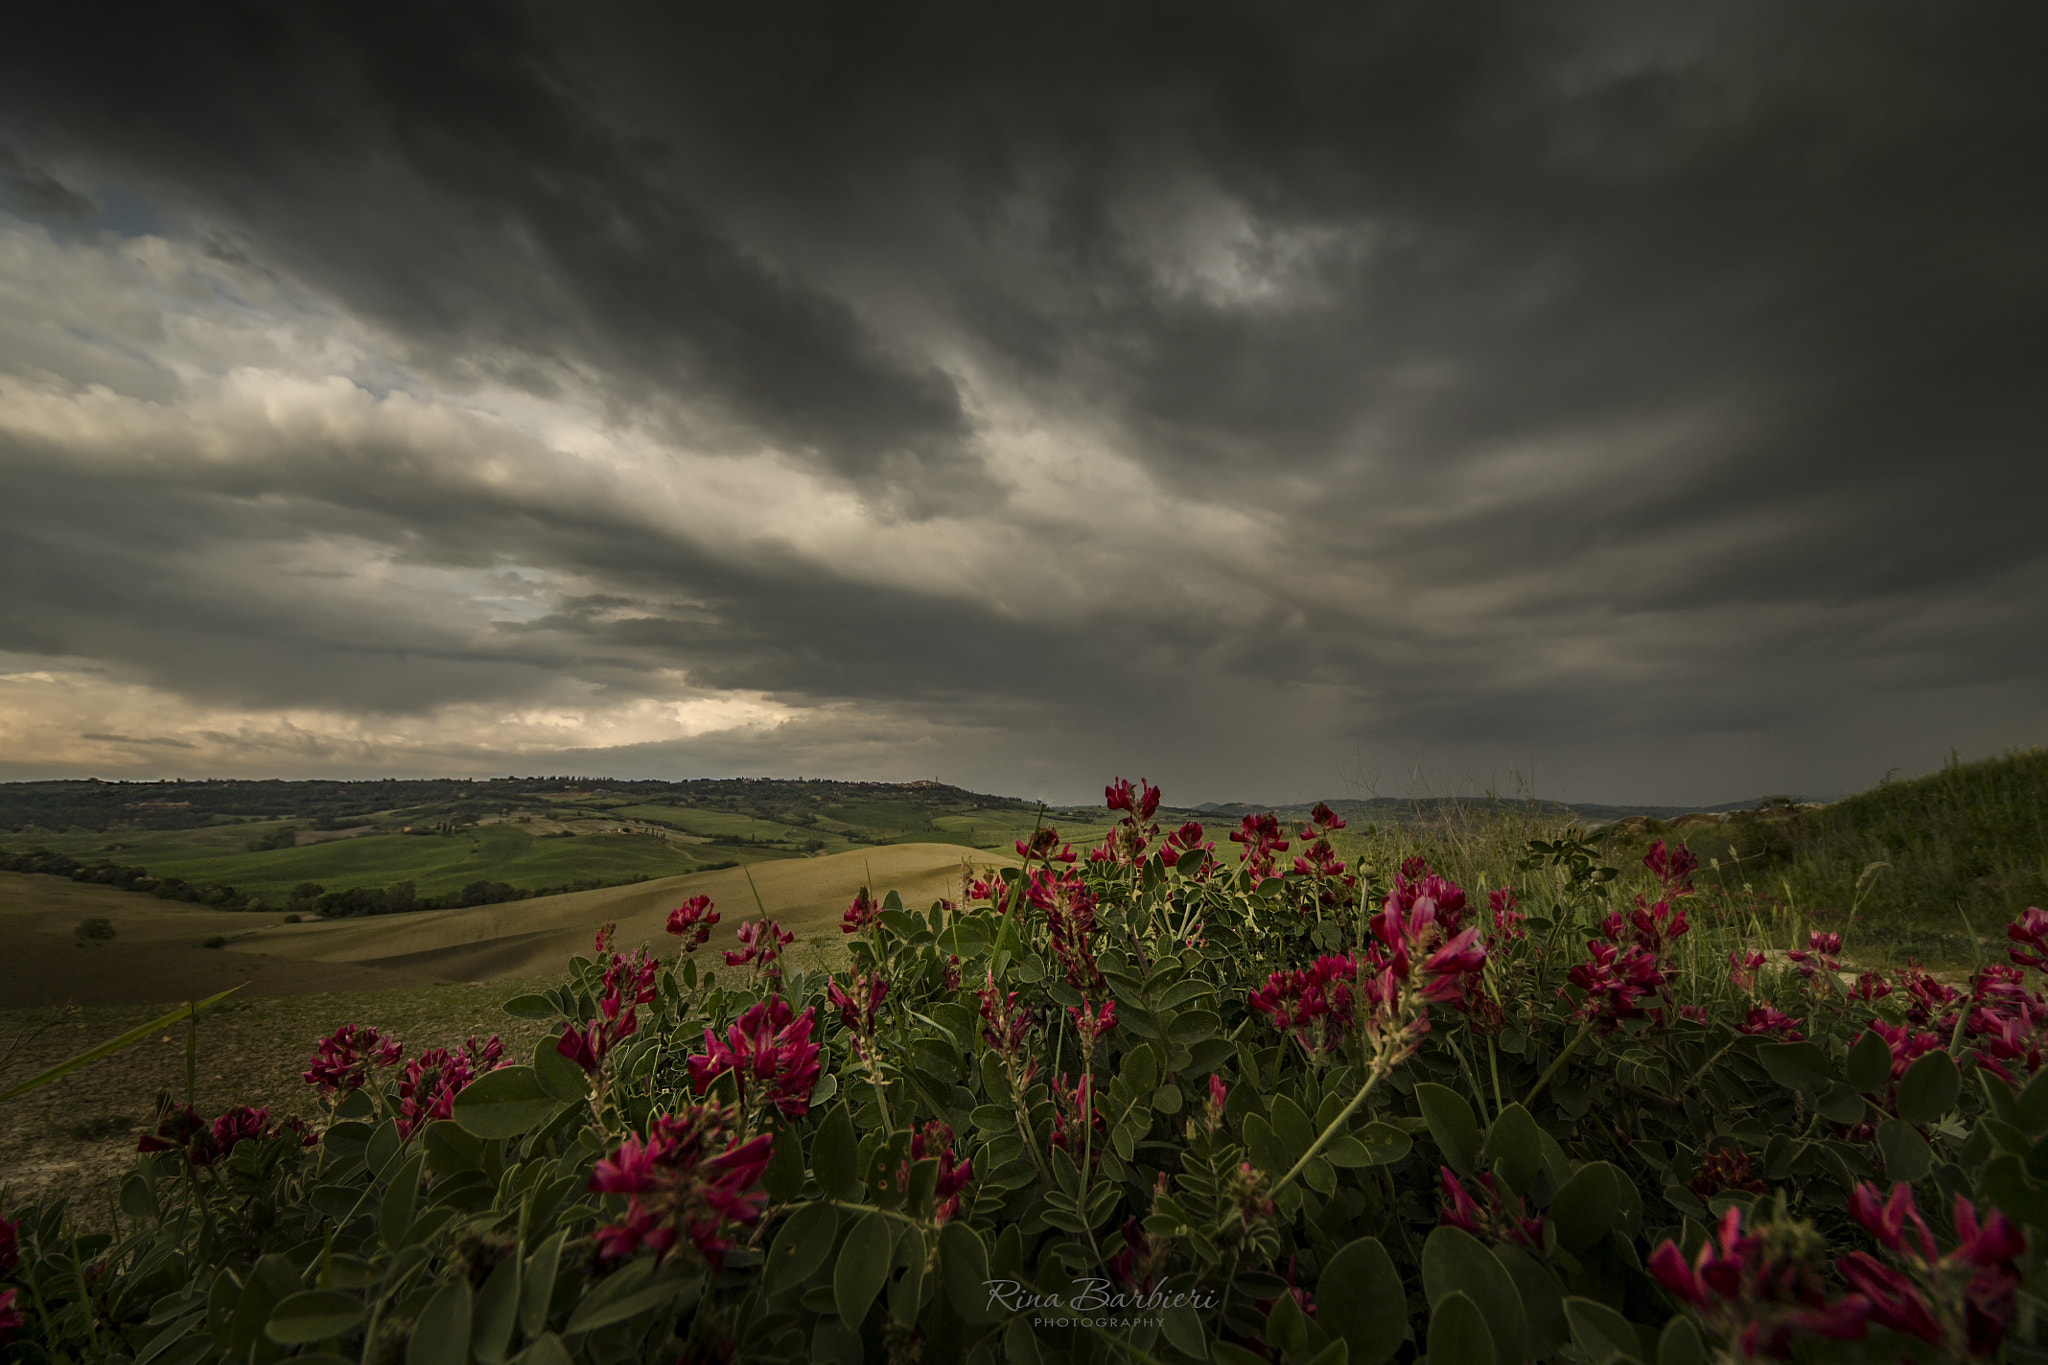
[1105,777,1163,822]
[1787,931,1843,982]
[1203,1074,1228,1129]
[1647,1204,1870,1359]
[1227,1161,1277,1229]
[0,1288,20,1348]
[1015,827,1075,864]
[1049,1073,1106,1164]
[1738,1006,1804,1041]
[1228,813,1290,881]
[138,1100,311,1163]
[1850,971,1892,1001]
[1109,1216,1161,1292]
[588,1104,773,1272]
[665,895,718,951]
[1566,940,1666,1032]
[1068,997,1117,1046]
[301,1022,403,1095]
[840,888,878,935]
[1896,962,1960,1026]
[2008,906,2048,972]
[827,972,889,1037]
[1838,1182,2023,1356]
[1308,801,1346,831]
[1374,871,1469,947]
[688,998,821,1120]
[1728,948,1767,991]
[1419,929,1488,1004]
[398,1036,503,1139]
[1643,839,1698,895]
[593,922,617,956]
[942,955,962,990]
[1158,820,1214,872]
[0,1214,16,1275]
[1028,869,1103,990]
[1488,888,1526,942]
[1400,855,1432,879]
[909,1120,974,1222]
[977,972,1034,1057]
[1627,896,1691,959]
[1438,1167,1544,1250]
[1686,1148,1765,1201]
[724,918,794,972]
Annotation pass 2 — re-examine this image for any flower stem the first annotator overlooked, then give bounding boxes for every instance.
[1269,1050,1395,1197]
[1523,1021,1595,1108]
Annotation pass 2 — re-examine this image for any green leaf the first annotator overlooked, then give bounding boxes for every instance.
[1317,1236,1407,1364]
[1426,1292,1495,1365]
[1268,1095,1316,1163]
[451,1067,560,1140]
[1896,1051,1960,1126]
[1845,1029,1892,1093]
[231,1255,303,1358]
[1658,1315,1707,1365]
[264,1291,364,1345]
[1494,1243,1567,1360]
[1415,1082,1481,1176]
[812,1104,859,1199]
[530,1036,588,1105]
[472,1251,521,1365]
[1481,1103,1543,1194]
[407,1280,473,1365]
[1422,1226,1527,1365]
[563,1258,684,1333]
[381,1152,425,1254]
[513,1335,570,1365]
[1549,1161,1622,1257]
[835,1211,894,1329]
[1876,1117,1933,1185]
[1356,1121,1412,1165]
[518,1230,568,1337]
[1563,1295,1643,1365]
[767,1202,839,1293]
[1756,1041,1833,1095]
[763,1124,804,1204]
[2016,1067,2048,1137]
[500,994,558,1020]
[0,984,244,1100]
[940,1219,1002,1325]
[1167,1009,1221,1045]
[1154,1082,1184,1114]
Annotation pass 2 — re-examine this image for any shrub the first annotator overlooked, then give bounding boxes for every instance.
[2,778,2044,1364]
[200,935,227,949]
[72,917,115,943]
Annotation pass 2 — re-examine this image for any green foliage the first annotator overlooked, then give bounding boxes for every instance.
[3,792,2044,1364]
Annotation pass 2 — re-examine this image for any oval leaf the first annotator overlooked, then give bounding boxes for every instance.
[1317,1236,1408,1364]
[1427,1292,1495,1365]
[1416,1082,1481,1176]
[406,1279,472,1365]
[835,1210,895,1328]
[451,1067,559,1140]
[1896,1050,1960,1126]
[1421,1225,1528,1365]
[265,1290,364,1345]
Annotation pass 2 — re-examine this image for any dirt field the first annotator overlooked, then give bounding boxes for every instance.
[0,844,1009,1226]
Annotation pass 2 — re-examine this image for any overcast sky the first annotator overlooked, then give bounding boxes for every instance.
[0,4,2041,807]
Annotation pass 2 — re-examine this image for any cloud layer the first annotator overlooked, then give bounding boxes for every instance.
[1,3,2043,804]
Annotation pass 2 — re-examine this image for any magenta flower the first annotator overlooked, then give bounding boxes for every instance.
[1566,940,1666,1032]
[1643,839,1698,894]
[1374,871,1469,946]
[1897,962,1961,1026]
[2007,905,2048,972]
[665,895,718,951]
[909,1120,974,1222]
[588,1104,773,1272]
[1438,1167,1543,1250]
[1048,1073,1107,1164]
[1228,813,1290,880]
[1648,1206,1870,1359]
[977,971,1034,1056]
[1865,1018,1944,1084]
[397,1035,503,1138]
[724,917,794,971]
[1627,896,1691,958]
[1787,931,1843,981]
[0,1288,20,1348]
[839,888,878,935]
[826,972,889,1050]
[302,1022,404,1095]
[1487,888,1526,942]
[1015,826,1075,863]
[1738,1005,1804,1040]
[1105,777,1162,822]
[1028,869,1104,990]
[1850,971,1892,1001]
[688,998,821,1119]
[1728,948,1767,991]
[1067,997,1117,1045]
[1839,1182,2024,1356]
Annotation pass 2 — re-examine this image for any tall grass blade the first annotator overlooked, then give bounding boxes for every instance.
[0,984,245,1103]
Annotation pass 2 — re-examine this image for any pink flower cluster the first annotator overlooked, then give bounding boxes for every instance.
[724,918,794,975]
[1027,868,1103,990]
[588,1104,773,1272]
[1787,931,1842,982]
[1438,1167,1544,1250]
[398,1035,504,1139]
[1228,813,1290,881]
[559,946,659,1074]
[1565,940,1667,1033]
[908,1120,974,1223]
[665,895,718,951]
[1648,1206,1867,1359]
[977,973,1034,1059]
[1488,887,1526,943]
[840,888,878,935]
[827,972,888,1060]
[301,1022,403,1095]
[688,998,820,1120]
[1839,1182,2022,1356]
[1048,1073,1106,1165]
[138,1102,316,1164]
[1015,826,1076,864]
[1737,1005,1804,1041]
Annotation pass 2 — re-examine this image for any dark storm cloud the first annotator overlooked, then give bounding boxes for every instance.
[0,2,2043,801]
